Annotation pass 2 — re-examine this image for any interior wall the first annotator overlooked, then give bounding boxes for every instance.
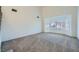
[77,7,79,39]
[1,6,42,41]
[42,6,77,37]
[0,6,2,47]
[1,6,78,42]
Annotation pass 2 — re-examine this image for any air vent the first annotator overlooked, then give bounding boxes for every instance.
[12,9,17,12]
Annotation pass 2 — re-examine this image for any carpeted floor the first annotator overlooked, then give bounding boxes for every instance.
[1,32,79,52]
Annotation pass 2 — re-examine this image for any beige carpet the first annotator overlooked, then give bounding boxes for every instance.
[1,32,79,52]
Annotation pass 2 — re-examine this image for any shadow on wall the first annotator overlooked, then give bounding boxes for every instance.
[0,6,2,29]
[0,6,2,50]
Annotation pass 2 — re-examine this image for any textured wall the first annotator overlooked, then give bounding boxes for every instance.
[1,6,42,41]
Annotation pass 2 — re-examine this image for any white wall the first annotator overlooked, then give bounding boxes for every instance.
[42,6,77,37]
[77,7,79,39]
[0,32,1,49]
[1,6,42,41]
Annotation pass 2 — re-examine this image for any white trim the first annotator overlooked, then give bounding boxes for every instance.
[1,32,41,42]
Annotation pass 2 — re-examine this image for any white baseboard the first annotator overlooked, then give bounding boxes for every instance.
[2,32,41,42]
